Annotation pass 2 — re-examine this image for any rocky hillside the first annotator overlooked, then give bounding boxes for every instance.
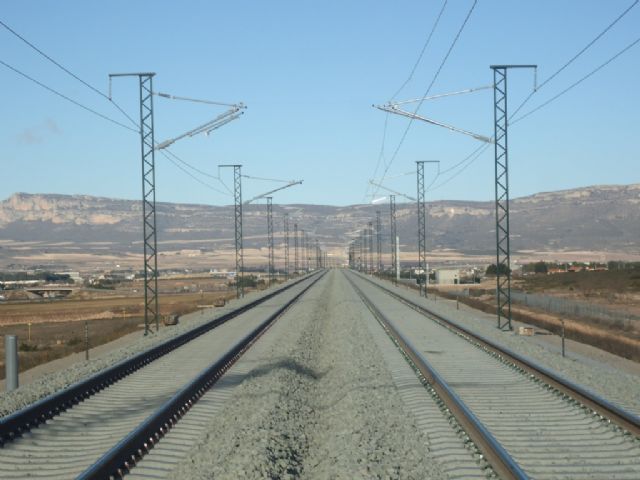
[0,184,639,267]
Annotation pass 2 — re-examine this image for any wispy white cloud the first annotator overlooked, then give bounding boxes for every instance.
[16,118,62,145]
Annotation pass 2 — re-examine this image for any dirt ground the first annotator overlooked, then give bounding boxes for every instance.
[0,316,144,379]
[0,277,245,379]
[0,276,236,326]
[431,281,640,362]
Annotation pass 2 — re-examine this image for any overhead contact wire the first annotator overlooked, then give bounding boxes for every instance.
[374,0,478,198]
[0,19,139,129]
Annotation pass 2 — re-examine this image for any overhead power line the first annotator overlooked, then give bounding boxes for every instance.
[373,0,478,198]
[389,0,448,101]
[509,0,638,120]
[0,19,139,129]
[159,150,231,196]
[413,0,639,194]
[366,0,447,201]
[0,21,242,197]
[512,35,640,125]
[242,175,293,183]
[0,58,138,132]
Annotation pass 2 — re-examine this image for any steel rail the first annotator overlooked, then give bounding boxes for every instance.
[354,271,640,438]
[77,270,326,479]
[0,273,319,446]
[345,273,528,480]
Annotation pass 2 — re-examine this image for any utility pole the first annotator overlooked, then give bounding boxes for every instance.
[390,195,397,286]
[294,222,299,274]
[284,213,290,280]
[491,64,537,330]
[416,161,439,297]
[376,210,382,274]
[266,197,274,287]
[220,165,244,298]
[109,72,158,335]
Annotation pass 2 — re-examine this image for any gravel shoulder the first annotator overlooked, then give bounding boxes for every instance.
[0,279,304,418]
[172,270,446,479]
[368,274,640,416]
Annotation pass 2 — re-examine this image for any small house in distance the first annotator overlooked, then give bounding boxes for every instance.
[435,269,459,285]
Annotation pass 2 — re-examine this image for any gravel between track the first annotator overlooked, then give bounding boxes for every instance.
[0,280,304,418]
[172,270,447,480]
[366,274,640,416]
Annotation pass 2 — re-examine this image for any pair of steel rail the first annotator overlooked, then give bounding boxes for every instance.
[347,271,640,480]
[0,271,324,479]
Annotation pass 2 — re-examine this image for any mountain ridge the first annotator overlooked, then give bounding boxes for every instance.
[1,183,639,269]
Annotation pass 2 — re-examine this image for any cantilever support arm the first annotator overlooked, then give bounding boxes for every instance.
[244,180,303,205]
[368,180,416,202]
[375,104,493,144]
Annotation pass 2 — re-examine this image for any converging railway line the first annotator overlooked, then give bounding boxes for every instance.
[345,270,640,480]
[0,269,639,479]
[0,272,324,479]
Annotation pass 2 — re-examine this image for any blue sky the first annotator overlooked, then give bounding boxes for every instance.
[1,1,638,206]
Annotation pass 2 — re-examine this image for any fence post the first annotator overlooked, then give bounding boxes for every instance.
[85,321,89,361]
[5,335,18,391]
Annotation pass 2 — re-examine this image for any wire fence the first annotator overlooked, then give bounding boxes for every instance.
[457,287,639,330]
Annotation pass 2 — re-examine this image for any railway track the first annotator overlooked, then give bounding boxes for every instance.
[346,270,640,480]
[0,271,324,479]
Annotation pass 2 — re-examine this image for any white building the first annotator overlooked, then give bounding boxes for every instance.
[435,269,459,285]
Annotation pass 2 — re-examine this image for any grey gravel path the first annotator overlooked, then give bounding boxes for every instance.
[364,274,640,416]
[172,269,447,480]
[0,278,305,418]
[356,280,487,479]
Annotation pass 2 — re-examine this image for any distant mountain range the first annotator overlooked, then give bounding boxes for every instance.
[1,184,639,270]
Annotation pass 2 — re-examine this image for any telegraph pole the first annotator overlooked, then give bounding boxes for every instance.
[376,210,382,274]
[491,64,537,330]
[390,195,397,286]
[284,213,290,280]
[266,197,274,287]
[109,73,158,335]
[220,165,244,298]
[294,222,299,274]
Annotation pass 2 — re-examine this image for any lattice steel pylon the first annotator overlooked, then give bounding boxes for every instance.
[266,197,274,287]
[376,210,382,274]
[284,213,290,280]
[416,161,427,297]
[389,195,397,286]
[109,72,158,335]
[220,165,244,298]
[416,161,439,297]
[491,64,537,330]
[294,222,299,274]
